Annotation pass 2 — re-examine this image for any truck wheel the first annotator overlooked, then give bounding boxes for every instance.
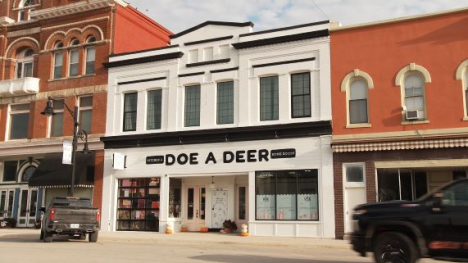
[43,231,53,243]
[373,232,418,263]
[89,231,98,243]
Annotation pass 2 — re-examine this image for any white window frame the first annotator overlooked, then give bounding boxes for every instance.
[68,49,80,77]
[395,63,432,123]
[84,46,96,75]
[341,69,374,128]
[16,49,34,79]
[78,96,93,134]
[456,60,468,120]
[53,51,63,79]
[7,103,30,141]
[343,163,366,188]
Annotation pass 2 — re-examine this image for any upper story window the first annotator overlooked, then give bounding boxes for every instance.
[217,81,234,124]
[185,85,201,127]
[465,70,468,117]
[123,93,138,132]
[16,49,34,79]
[147,90,162,130]
[69,39,80,77]
[349,79,369,124]
[9,103,30,140]
[395,63,432,122]
[17,0,35,21]
[53,42,64,80]
[403,73,425,120]
[2,161,19,182]
[291,72,311,118]
[79,96,93,134]
[260,76,279,121]
[50,99,64,137]
[85,36,96,75]
[456,60,468,118]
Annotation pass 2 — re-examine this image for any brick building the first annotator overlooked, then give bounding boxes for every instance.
[330,8,468,239]
[0,0,171,227]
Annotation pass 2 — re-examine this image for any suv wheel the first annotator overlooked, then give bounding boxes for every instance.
[89,231,98,242]
[373,232,418,263]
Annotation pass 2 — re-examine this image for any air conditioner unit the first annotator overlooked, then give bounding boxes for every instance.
[406,110,423,120]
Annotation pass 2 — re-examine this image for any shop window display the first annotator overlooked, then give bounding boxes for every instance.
[255,169,318,221]
[117,178,160,231]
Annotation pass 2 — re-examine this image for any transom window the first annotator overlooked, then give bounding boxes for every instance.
[16,49,34,79]
[9,104,30,140]
[349,78,369,124]
[123,93,138,132]
[404,73,425,120]
[217,81,234,124]
[260,76,279,121]
[291,72,311,118]
[184,85,201,127]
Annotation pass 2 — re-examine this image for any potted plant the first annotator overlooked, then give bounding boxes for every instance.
[222,219,237,234]
[200,225,209,233]
[180,224,189,232]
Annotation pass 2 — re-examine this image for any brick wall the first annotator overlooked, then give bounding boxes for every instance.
[333,147,468,239]
[93,150,104,212]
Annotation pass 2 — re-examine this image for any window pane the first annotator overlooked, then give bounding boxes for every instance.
[187,188,194,220]
[415,172,428,199]
[217,81,234,124]
[85,47,95,75]
[350,79,367,100]
[51,112,63,137]
[10,113,29,139]
[69,50,79,76]
[200,187,206,220]
[123,93,138,131]
[147,90,162,130]
[260,76,279,121]
[400,171,413,201]
[54,52,63,79]
[80,96,93,107]
[169,179,181,218]
[79,109,92,134]
[16,63,23,79]
[346,165,364,183]
[3,161,18,182]
[405,75,423,92]
[184,85,200,127]
[11,104,30,111]
[349,99,368,124]
[256,172,276,220]
[23,62,33,77]
[377,169,400,202]
[291,73,311,118]
[238,187,246,220]
[405,96,424,111]
[276,171,297,220]
[465,89,468,116]
[297,170,319,220]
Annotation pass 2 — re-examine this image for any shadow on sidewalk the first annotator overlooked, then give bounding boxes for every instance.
[0,233,86,243]
[192,254,356,263]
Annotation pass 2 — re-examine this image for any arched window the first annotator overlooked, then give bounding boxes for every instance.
[85,36,96,75]
[349,78,369,124]
[16,48,34,79]
[17,0,35,21]
[465,70,468,117]
[21,165,36,182]
[395,63,431,121]
[456,60,468,118]
[53,42,64,79]
[403,73,425,120]
[69,39,80,77]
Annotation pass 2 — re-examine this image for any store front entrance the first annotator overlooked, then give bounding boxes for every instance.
[185,186,206,231]
[17,189,38,227]
[0,189,15,219]
[211,190,228,229]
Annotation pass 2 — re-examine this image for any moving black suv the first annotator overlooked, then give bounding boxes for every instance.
[351,178,468,263]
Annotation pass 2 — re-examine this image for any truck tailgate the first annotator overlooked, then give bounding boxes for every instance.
[53,208,97,224]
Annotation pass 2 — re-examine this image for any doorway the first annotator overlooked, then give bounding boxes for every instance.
[343,164,367,234]
[0,189,15,219]
[211,190,228,229]
[17,189,38,227]
[185,186,206,231]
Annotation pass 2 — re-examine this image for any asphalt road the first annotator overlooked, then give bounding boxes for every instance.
[0,229,443,263]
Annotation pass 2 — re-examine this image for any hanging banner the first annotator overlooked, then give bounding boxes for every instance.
[62,140,72,165]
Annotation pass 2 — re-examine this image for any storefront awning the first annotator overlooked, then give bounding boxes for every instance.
[28,152,95,188]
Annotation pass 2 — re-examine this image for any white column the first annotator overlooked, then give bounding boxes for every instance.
[100,150,116,232]
[320,135,335,238]
[158,175,170,233]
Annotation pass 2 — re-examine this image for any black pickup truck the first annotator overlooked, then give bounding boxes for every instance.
[351,178,468,263]
[40,197,100,243]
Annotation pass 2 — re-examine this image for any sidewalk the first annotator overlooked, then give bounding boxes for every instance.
[0,228,351,250]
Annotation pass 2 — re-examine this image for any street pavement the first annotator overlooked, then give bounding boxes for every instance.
[0,229,443,263]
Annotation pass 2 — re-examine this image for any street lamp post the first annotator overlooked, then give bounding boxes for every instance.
[41,97,90,197]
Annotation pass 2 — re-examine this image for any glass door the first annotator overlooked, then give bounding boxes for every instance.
[17,189,38,227]
[185,186,206,231]
[0,190,7,219]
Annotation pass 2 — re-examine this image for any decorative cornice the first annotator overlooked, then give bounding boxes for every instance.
[30,0,111,20]
[0,16,15,26]
[104,52,184,68]
[232,29,329,49]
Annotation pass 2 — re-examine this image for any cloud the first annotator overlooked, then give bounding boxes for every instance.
[125,0,468,33]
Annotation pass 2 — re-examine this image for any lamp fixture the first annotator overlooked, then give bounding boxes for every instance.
[209,176,216,190]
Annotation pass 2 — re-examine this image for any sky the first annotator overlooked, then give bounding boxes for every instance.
[125,0,468,34]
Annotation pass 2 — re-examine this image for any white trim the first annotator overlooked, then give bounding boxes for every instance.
[395,63,432,86]
[5,37,40,58]
[342,69,373,127]
[340,69,374,92]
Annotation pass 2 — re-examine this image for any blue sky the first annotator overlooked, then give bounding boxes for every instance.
[125,0,468,33]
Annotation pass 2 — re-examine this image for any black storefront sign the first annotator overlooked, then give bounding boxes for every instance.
[146,148,297,166]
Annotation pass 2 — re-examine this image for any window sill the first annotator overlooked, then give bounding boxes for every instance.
[401,120,430,125]
[48,74,96,82]
[463,117,468,121]
[346,123,372,129]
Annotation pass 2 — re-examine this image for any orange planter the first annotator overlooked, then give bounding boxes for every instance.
[200,227,209,232]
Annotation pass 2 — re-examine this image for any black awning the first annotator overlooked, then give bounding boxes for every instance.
[29,152,95,188]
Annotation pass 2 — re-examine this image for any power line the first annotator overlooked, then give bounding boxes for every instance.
[310,0,330,20]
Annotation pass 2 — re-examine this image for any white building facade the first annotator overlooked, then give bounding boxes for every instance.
[101,21,334,237]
